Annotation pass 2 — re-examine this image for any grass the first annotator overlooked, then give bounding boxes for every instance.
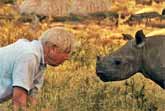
[0,0,165,111]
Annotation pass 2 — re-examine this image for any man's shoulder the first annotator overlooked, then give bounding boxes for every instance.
[16,39,41,57]
[17,39,30,42]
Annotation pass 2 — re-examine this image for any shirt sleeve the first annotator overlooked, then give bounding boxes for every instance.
[12,54,38,93]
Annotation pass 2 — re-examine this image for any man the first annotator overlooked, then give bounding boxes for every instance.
[0,27,75,110]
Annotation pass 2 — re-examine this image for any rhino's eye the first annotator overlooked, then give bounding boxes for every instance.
[113,60,121,65]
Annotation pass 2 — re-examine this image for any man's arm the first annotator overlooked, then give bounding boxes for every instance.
[12,86,28,111]
[12,54,39,110]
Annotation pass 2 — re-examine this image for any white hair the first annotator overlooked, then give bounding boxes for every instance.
[39,27,75,53]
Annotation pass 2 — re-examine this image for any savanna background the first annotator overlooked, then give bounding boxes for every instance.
[0,0,165,111]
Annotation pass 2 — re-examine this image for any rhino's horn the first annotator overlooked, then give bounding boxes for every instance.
[135,29,146,47]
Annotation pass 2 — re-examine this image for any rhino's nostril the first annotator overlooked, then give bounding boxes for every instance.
[96,70,105,76]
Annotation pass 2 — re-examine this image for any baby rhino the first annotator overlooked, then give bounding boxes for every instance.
[96,30,165,89]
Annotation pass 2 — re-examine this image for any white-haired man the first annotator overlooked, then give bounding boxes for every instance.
[0,27,75,110]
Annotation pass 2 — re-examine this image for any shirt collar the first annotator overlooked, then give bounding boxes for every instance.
[38,40,46,67]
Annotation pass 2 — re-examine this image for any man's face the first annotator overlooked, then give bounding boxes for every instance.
[46,46,69,66]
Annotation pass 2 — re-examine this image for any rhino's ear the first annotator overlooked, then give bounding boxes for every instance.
[135,29,145,48]
[122,34,133,40]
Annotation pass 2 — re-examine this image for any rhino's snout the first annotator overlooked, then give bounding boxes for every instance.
[96,56,110,82]
[96,70,105,77]
[96,69,110,82]
[96,56,104,76]
[96,56,101,62]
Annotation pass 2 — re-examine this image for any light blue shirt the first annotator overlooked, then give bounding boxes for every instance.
[0,39,46,102]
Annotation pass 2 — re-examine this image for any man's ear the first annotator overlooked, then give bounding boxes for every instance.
[45,41,57,49]
[135,29,145,48]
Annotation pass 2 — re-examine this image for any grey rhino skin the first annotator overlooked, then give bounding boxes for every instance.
[96,30,165,89]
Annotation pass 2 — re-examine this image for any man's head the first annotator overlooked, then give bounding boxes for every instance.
[39,27,75,66]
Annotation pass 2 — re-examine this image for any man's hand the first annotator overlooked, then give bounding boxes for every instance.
[28,96,38,105]
[12,87,28,111]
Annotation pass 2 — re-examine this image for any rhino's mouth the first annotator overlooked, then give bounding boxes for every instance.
[96,70,110,82]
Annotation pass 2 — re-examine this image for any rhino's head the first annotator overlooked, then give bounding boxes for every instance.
[96,30,145,82]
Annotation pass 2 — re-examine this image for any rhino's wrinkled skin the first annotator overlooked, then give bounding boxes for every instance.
[96,30,165,89]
